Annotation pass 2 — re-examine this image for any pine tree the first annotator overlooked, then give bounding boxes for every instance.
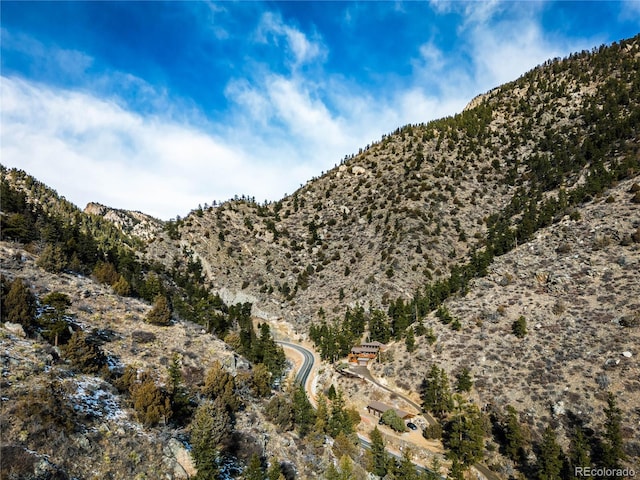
[202,360,239,412]
[396,448,417,480]
[421,364,453,418]
[131,376,172,426]
[368,427,388,478]
[314,394,330,436]
[293,384,315,437]
[328,389,354,437]
[40,291,73,346]
[36,244,67,273]
[245,453,265,480]
[251,363,272,397]
[448,457,465,480]
[405,327,416,352]
[569,426,591,478]
[63,330,106,374]
[504,406,526,464]
[146,295,172,326]
[167,353,190,423]
[601,392,625,469]
[512,315,527,338]
[331,431,358,463]
[444,403,485,467]
[190,399,230,479]
[455,367,473,393]
[3,278,37,334]
[267,459,285,480]
[537,425,564,480]
[112,275,131,296]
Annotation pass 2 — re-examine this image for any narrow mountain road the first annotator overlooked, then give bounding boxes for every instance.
[276,340,315,388]
[348,365,435,424]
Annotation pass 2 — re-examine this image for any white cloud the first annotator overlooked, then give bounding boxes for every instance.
[255,12,327,67]
[0,76,312,219]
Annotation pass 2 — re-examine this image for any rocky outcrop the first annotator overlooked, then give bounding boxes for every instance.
[84,202,163,240]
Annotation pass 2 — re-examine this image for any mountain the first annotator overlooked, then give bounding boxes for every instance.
[2,35,639,479]
[159,36,640,329]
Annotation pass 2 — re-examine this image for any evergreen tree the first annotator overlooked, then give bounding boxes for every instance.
[146,295,172,326]
[368,427,388,478]
[405,327,416,352]
[569,426,591,478]
[601,392,625,469]
[37,244,67,273]
[443,403,485,467]
[421,364,453,418]
[3,278,37,334]
[63,330,106,374]
[190,399,230,479]
[167,353,190,423]
[369,309,391,343]
[112,275,131,296]
[396,448,417,480]
[448,457,465,480]
[504,406,526,464]
[455,367,473,393]
[245,453,265,480]
[40,291,73,346]
[512,315,527,338]
[202,360,239,413]
[251,363,272,398]
[414,319,427,337]
[292,384,315,437]
[328,390,354,437]
[537,425,564,480]
[267,459,285,480]
[265,394,293,431]
[331,431,358,463]
[131,376,172,426]
[314,394,330,436]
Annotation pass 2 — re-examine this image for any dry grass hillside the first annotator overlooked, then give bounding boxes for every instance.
[0,244,315,479]
[369,175,640,468]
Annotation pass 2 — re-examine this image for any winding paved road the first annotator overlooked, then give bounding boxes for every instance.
[276,340,315,388]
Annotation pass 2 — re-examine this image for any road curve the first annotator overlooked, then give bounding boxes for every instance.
[276,340,315,387]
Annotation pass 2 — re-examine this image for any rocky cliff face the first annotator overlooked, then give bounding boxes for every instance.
[84,202,163,241]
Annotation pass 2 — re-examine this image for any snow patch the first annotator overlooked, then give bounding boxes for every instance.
[72,378,127,421]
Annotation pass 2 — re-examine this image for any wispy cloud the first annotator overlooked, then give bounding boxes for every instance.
[255,12,327,68]
[1,76,309,218]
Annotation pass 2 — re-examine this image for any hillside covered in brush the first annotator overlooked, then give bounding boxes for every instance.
[150,36,639,331]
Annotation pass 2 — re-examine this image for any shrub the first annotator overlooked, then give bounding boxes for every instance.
[131,376,172,426]
[63,331,107,374]
[423,422,443,439]
[512,316,527,338]
[146,295,172,326]
[380,409,407,432]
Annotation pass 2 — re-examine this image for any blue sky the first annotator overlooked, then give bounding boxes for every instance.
[1,1,639,219]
